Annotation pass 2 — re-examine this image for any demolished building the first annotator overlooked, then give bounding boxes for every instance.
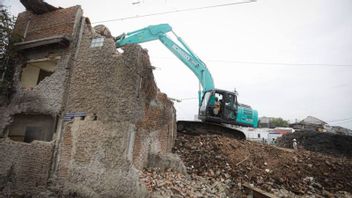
[0,1,178,197]
[289,116,326,132]
[290,116,352,135]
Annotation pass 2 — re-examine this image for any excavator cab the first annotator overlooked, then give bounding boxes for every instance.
[199,89,238,125]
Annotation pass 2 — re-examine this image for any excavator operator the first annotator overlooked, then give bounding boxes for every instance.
[213,97,221,116]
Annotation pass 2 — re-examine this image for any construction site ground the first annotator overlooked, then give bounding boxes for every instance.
[141,131,352,197]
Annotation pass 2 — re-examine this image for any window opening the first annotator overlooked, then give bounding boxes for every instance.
[21,59,57,89]
[24,127,42,143]
[37,69,53,84]
[8,114,55,142]
[91,37,104,48]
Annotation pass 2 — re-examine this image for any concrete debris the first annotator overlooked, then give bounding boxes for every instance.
[147,153,187,174]
[20,0,59,14]
[140,168,230,198]
[94,25,113,38]
[173,133,352,197]
[324,125,352,136]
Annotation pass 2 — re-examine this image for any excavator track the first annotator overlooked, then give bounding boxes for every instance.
[177,120,246,140]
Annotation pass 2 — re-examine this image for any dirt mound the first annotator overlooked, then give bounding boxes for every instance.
[173,133,352,196]
[277,131,352,157]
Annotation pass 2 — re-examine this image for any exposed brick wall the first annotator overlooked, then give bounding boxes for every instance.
[13,6,81,41]
[1,2,178,197]
[0,5,84,197]
[56,119,147,197]
[54,21,176,196]
[0,140,54,196]
[133,92,176,169]
[53,22,153,197]
[0,6,83,135]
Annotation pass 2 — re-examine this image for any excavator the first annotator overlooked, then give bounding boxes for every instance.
[116,24,258,139]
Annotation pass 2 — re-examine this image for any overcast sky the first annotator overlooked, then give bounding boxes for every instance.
[3,0,352,129]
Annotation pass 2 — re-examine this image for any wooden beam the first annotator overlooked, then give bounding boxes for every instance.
[14,36,70,51]
[242,183,278,198]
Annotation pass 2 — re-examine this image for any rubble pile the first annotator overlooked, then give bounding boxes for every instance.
[140,168,230,197]
[170,133,352,197]
[277,131,352,157]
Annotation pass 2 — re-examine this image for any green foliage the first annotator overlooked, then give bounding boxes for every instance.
[0,5,17,102]
[0,5,15,59]
[270,117,289,128]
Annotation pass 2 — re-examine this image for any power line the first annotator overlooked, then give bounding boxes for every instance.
[327,117,352,123]
[92,0,255,24]
[169,97,197,102]
[328,120,352,124]
[153,57,352,67]
[206,60,352,67]
[180,97,197,101]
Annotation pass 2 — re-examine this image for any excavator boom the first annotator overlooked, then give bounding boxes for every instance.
[115,23,259,138]
[116,24,214,105]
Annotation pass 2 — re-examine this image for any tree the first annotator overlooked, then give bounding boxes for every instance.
[0,5,17,103]
[0,4,15,62]
[270,117,289,128]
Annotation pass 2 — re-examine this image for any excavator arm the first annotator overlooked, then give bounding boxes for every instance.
[116,23,259,129]
[116,24,214,105]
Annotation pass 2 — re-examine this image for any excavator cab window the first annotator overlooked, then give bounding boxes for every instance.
[201,91,224,117]
[213,93,223,117]
[223,93,237,120]
[199,91,223,118]
[200,92,212,113]
[199,90,238,125]
[225,94,236,109]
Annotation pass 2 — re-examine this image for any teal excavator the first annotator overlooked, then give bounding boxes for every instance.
[116,24,258,139]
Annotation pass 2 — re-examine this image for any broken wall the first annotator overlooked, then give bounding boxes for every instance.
[0,5,83,135]
[0,5,84,196]
[0,140,54,196]
[54,20,177,197]
[0,2,177,197]
[13,6,80,41]
[133,92,176,169]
